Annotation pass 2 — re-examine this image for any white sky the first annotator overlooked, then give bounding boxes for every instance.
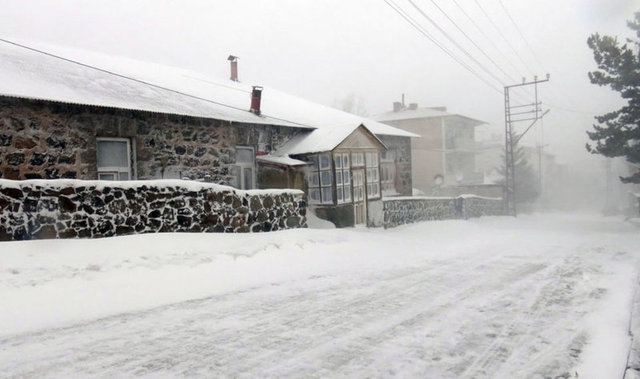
[1,0,638,164]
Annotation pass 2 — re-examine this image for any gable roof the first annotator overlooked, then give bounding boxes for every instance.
[276,123,386,156]
[0,39,418,144]
[373,107,486,127]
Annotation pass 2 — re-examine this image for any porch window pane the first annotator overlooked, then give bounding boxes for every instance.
[309,188,321,202]
[344,186,351,201]
[319,154,330,170]
[334,154,342,169]
[320,171,332,186]
[321,187,333,202]
[342,153,349,168]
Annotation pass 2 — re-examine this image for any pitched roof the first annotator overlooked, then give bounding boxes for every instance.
[276,123,386,156]
[373,107,486,126]
[0,39,418,149]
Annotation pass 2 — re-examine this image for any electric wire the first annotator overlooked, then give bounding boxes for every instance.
[493,0,583,114]
[406,0,507,86]
[497,0,547,74]
[473,0,537,75]
[382,0,503,94]
[450,0,523,78]
[0,38,313,128]
[428,0,518,84]
[447,0,534,105]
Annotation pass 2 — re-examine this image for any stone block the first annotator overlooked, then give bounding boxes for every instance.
[0,134,11,146]
[6,153,25,166]
[45,136,66,149]
[13,136,37,149]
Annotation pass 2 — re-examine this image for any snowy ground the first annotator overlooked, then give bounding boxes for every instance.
[0,213,638,378]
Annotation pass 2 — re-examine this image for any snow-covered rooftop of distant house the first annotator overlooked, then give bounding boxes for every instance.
[373,106,486,126]
[0,39,417,149]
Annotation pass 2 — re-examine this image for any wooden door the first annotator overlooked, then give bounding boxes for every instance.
[352,169,366,225]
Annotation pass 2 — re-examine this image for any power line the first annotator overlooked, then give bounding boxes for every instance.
[0,38,312,128]
[405,0,506,86]
[429,0,518,84]
[497,0,546,73]
[473,0,537,75]
[447,0,534,106]
[546,102,606,115]
[450,0,523,78]
[382,0,503,94]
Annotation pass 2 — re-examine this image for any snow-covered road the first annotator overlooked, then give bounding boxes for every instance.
[0,213,638,378]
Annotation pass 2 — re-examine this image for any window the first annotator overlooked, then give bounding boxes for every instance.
[308,153,333,204]
[334,152,351,204]
[365,151,380,198]
[380,150,396,195]
[96,138,132,180]
[233,146,255,189]
[352,152,364,167]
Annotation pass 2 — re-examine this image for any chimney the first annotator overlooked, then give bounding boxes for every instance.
[250,86,263,115]
[409,103,418,110]
[228,55,239,82]
[393,102,403,112]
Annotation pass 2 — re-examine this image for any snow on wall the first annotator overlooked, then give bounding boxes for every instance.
[382,195,503,228]
[0,179,306,241]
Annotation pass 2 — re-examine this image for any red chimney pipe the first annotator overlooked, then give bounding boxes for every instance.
[228,55,238,82]
[250,86,263,115]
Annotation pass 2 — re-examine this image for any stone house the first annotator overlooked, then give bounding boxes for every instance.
[374,100,486,195]
[0,40,416,227]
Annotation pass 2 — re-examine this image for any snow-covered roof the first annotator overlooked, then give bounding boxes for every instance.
[256,155,308,167]
[0,39,418,148]
[276,123,387,156]
[373,107,486,126]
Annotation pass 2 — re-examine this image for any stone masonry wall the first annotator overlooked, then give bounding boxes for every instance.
[0,96,301,183]
[0,179,306,241]
[383,195,504,228]
[378,135,412,196]
[461,196,505,219]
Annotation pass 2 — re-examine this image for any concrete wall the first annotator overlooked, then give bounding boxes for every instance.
[0,179,306,241]
[383,118,444,194]
[382,195,504,228]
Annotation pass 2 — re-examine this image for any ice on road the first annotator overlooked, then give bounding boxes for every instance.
[0,213,638,378]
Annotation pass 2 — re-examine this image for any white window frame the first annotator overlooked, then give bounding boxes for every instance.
[308,153,333,204]
[334,152,351,204]
[234,146,255,190]
[365,151,380,199]
[380,150,396,195]
[96,137,132,181]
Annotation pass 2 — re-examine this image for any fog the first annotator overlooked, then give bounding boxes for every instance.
[1,0,638,212]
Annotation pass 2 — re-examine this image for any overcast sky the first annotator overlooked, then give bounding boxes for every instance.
[1,0,638,165]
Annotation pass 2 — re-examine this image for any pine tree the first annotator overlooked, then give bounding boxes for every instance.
[498,137,541,205]
[586,12,640,183]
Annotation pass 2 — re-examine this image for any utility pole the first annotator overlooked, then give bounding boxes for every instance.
[504,75,549,216]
